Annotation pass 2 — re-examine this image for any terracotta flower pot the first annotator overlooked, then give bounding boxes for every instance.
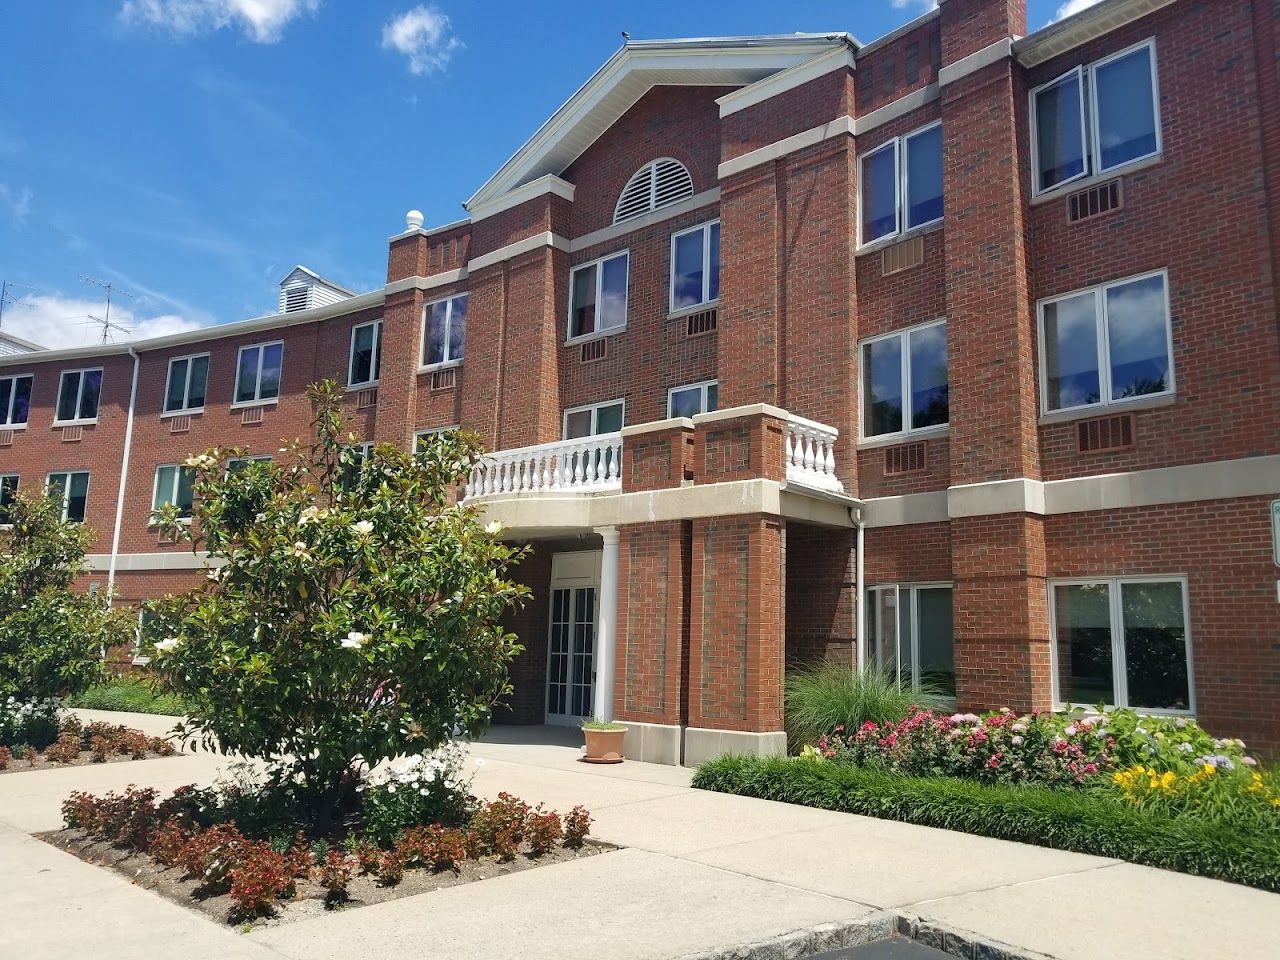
[582,726,626,764]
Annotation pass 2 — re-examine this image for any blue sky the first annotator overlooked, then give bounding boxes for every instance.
[0,0,1088,348]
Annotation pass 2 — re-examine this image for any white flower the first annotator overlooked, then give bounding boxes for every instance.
[291,541,311,559]
[1063,725,1077,737]
[183,453,216,469]
[351,520,374,537]
[1011,735,1024,746]
[474,758,485,767]
[484,520,503,535]
[154,637,181,653]
[299,506,320,525]
[340,631,368,649]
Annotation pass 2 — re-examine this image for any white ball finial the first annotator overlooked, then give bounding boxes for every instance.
[405,209,424,230]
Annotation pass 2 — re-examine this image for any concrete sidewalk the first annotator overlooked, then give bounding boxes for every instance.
[2,714,1277,960]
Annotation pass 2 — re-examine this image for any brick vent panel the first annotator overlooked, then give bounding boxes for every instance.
[431,368,457,391]
[60,425,83,442]
[240,406,264,426]
[580,338,607,363]
[1077,413,1135,454]
[884,440,928,475]
[882,235,925,275]
[1066,179,1123,223]
[356,387,378,409]
[168,414,191,434]
[685,307,718,337]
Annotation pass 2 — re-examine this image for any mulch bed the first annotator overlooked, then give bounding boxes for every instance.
[42,829,614,929]
[0,747,179,775]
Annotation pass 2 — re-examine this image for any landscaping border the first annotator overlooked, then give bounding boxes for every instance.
[691,755,1280,893]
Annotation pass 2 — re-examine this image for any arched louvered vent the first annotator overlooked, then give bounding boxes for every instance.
[613,158,694,225]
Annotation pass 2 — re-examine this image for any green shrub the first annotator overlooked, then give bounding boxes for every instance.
[784,662,946,751]
[67,677,188,716]
[693,754,1280,892]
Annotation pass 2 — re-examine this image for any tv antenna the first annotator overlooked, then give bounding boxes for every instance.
[81,276,133,343]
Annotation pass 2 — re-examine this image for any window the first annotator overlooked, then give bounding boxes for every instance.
[866,584,955,697]
[415,426,458,454]
[1031,40,1160,195]
[348,320,383,387]
[563,399,624,439]
[670,221,720,313]
[234,342,283,405]
[1051,577,1191,712]
[0,475,17,524]
[164,354,209,414]
[152,464,196,519]
[861,319,949,439]
[423,295,467,368]
[859,122,943,245]
[55,368,103,424]
[1039,270,1171,415]
[226,455,272,473]
[569,253,628,340]
[341,441,374,489]
[47,471,89,523]
[0,374,32,427]
[667,380,718,419]
[135,608,161,662]
[614,158,694,224]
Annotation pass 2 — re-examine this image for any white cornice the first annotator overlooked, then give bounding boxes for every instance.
[568,188,719,253]
[1015,0,1176,68]
[853,83,940,136]
[466,175,576,222]
[384,268,468,297]
[717,45,856,118]
[467,231,570,273]
[0,291,384,368]
[718,116,855,180]
[938,37,1014,87]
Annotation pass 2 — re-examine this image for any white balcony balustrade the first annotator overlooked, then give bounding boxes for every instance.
[784,415,843,493]
[466,433,623,498]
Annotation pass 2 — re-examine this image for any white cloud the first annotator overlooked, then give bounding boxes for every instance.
[0,184,32,227]
[1052,0,1103,22]
[2,294,203,351]
[120,0,319,43]
[382,5,461,76]
[891,0,938,11]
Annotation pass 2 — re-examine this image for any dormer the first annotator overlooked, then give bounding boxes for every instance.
[278,266,356,314]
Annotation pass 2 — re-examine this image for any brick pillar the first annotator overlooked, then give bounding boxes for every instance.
[684,514,786,764]
[785,522,856,668]
[372,287,422,448]
[615,520,690,763]
[940,0,1049,711]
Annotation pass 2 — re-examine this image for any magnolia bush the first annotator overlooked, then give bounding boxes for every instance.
[0,491,129,719]
[150,381,528,813]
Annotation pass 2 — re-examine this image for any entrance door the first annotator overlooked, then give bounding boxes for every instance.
[546,586,597,725]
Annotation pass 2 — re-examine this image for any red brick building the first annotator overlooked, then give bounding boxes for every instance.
[2,0,1278,761]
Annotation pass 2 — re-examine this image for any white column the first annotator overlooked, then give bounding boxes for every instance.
[592,526,620,722]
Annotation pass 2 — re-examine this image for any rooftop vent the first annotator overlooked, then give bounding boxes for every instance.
[613,158,694,225]
[278,266,356,315]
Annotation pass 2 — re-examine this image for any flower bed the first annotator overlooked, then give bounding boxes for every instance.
[46,749,606,927]
[0,710,176,773]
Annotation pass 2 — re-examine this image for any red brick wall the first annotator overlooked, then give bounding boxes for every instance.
[721,69,855,161]
[785,522,856,666]
[856,20,941,112]
[495,544,552,724]
[616,521,690,725]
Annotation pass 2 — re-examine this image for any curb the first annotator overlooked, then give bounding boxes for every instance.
[670,912,1053,960]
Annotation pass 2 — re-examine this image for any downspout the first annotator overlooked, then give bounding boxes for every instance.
[106,346,140,602]
[852,504,865,674]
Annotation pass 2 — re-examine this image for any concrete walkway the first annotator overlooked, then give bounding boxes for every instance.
[2,714,1277,959]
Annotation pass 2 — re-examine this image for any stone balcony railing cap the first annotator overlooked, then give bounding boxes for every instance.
[619,417,695,438]
[691,403,791,427]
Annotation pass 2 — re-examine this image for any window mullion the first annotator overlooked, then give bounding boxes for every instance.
[901,331,912,433]
[702,225,711,303]
[1111,579,1129,708]
[1082,65,1096,178]
[1096,287,1112,403]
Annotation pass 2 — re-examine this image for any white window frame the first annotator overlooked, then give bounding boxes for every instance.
[420,295,467,371]
[1048,574,1195,716]
[46,470,89,523]
[863,582,955,698]
[562,398,625,439]
[347,319,382,388]
[163,352,209,417]
[0,373,33,428]
[567,251,630,343]
[666,379,718,419]
[232,341,284,408]
[1036,268,1174,417]
[151,463,196,521]
[414,425,459,453]
[54,367,104,425]
[857,120,943,248]
[669,220,720,315]
[0,474,18,527]
[858,317,949,442]
[1029,38,1162,198]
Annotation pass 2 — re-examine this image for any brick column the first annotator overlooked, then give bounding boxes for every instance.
[372,287,423,449]
[939,0,1050,711]
[684,513,786,764]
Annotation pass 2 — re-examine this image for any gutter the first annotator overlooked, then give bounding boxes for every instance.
[105,346,140,602]
[852,504,866,674]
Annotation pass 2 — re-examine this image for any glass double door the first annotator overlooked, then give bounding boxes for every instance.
[866,584,956,698]
[546,586,597,725]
